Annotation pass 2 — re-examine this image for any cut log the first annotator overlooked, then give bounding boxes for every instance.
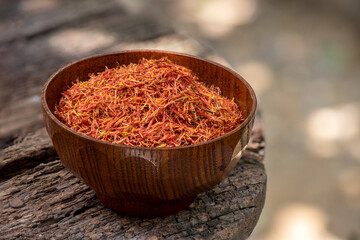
[0,116,265,240]
[0,1,266,238]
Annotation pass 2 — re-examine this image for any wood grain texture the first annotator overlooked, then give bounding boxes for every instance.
[0,115,265,240]
[42,50,257,217]
[0,128,56,180]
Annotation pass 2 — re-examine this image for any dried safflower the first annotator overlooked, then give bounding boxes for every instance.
[55,57,242,147]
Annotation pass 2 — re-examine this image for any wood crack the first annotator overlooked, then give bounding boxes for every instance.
[0,128,57,181]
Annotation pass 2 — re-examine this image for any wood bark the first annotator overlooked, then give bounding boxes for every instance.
[0,116,265,240]
[0,1,266,238]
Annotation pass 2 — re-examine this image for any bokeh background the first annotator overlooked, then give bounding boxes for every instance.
[2,0,360,239]
[141,0,360,239]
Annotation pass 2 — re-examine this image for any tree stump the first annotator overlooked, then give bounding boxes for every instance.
[0,1,266,239]
[0,115,265,239]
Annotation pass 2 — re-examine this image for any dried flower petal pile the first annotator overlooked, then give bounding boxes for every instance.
[55,58,242,147]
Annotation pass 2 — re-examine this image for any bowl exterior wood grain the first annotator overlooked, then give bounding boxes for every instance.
[41,50,257,217]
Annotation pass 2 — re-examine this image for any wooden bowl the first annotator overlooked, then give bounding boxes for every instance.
[41,50,257,217]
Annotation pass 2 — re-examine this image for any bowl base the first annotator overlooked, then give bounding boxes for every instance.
[97,194,195,217]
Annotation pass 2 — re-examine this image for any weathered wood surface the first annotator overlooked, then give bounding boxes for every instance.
[0,0,266,239]
[0,116,265,240]
[0,128,56,180]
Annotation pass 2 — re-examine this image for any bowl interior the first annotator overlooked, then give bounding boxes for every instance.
[44,50,256,136]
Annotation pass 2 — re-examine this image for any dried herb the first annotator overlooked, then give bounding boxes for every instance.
[55,57,242,147]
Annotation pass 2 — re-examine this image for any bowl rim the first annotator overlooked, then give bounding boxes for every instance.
[41,50,257,150]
